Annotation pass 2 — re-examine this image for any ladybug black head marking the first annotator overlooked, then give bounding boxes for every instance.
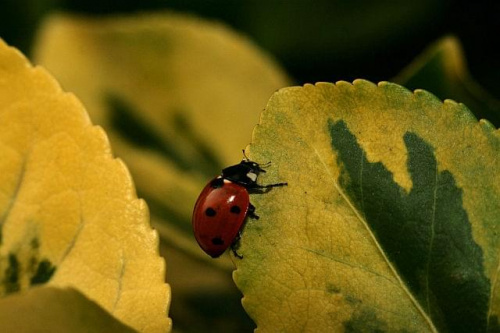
[221,160,263,187]
[222,154,287,190]
[210,177,224,188]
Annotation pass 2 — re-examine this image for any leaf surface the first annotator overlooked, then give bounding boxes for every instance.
[0,39,170,332]
[234,80,500,332]
[0,287,137,332]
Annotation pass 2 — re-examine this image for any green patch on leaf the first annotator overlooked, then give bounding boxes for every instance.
[107,93,221,177]
[30,259,56,285]
[344,307,389,333]
[107,94,174,157]
[329,119,489,332]
[4,254,19,294]
[1,239,56,295]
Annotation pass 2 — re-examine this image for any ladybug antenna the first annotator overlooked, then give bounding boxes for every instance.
[242,149,250,161]
[241,149,272,170]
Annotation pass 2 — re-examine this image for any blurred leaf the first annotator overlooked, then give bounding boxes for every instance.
[159,240,255,333]
[0,39,170,332]
[0,287,136,332]
[164,0,448,83]
[395,35,500,126]
[33,12,289,332]
[33,12,291,264]
[234,80,500,332]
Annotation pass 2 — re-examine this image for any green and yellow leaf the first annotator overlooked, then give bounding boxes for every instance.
[0,39,170,332]
[234,80,500,332]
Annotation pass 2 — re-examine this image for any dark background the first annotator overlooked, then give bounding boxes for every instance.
[1,0,499,97]
[2,2,498,331]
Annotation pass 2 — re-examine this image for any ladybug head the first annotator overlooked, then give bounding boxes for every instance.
[221,159,268,187]
[240,160,267,174]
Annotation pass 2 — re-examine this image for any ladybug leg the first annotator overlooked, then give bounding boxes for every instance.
[231,233,244,259]
[259,182,288,189]
[230,203,263,259]
[247,203,259,220]
[250,182,288,193]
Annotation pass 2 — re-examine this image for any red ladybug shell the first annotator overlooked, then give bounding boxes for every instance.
[192,177,250,258]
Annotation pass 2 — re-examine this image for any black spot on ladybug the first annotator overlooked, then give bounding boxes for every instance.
[212,237,224,245]
[205,208,216,217]
[210,178,224,188]
[230,205,241,214]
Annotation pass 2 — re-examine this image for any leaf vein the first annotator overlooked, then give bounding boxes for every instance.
[0,155,28,243]
[423,164,439,313]
[301,246,398,286]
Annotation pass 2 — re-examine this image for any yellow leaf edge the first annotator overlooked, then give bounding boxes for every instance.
[0,39,171,332]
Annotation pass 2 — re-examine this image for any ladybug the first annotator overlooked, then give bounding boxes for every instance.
[192,154,287,258]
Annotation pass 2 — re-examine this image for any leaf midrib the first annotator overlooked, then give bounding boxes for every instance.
[423,164,439,314]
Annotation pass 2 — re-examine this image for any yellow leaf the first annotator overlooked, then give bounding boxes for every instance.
[0,287,137,332]
[234,80,500,331]
[0,39,171,332]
